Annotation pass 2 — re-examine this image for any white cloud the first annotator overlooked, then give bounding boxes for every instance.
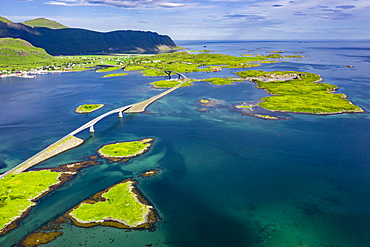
[45,0,187,8]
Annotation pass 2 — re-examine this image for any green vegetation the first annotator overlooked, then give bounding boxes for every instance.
[103,73,128,78]
[0,171,62,232]
[69,180,152,227]
[75,104,104,113]
[22,18,69,29]
[98,139,153,158]
[0,38,139,73]
[150,79,193,88]
[0,17,12,23]
[96,67,122,72]
[0,38,53,70]
[255,114,279,120]
[236,70,364,114]
[199,99,211,104]
[203,77,238,85]
[121,51,269,75]
[236,104,253,109]
[265,54,284,59]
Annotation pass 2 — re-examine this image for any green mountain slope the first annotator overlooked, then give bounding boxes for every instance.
[0,38,54,70]
[22,18,69,29]
[0,16,12,23]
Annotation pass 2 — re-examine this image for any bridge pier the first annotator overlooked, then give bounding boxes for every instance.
[118,111,123,118]
[89,125,95,132]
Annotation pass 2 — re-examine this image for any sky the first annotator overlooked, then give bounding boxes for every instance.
[2,0,370,40]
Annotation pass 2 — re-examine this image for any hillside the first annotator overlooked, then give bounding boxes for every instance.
[0,17,177,55]
[0,17,12,23]
[0,38,53,70]
[22,18,69,29]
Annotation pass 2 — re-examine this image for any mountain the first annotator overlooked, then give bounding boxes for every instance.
[0,17,177,55]
[22,18,69,29]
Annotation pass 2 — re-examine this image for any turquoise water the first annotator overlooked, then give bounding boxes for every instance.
[0,40,369,246]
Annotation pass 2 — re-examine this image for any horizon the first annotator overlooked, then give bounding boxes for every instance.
[2,0,370,41]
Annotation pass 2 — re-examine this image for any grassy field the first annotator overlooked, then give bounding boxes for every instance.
[75,104,104,113]
[69,180,151,227]
[236,70,363,114]
[0,170,62,232]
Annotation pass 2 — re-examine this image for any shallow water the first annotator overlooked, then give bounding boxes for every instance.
[0,40,369,247]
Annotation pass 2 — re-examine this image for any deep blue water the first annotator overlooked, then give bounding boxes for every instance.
[0,40,369,247]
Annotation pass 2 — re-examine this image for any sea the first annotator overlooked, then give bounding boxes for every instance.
[0,40,369,247]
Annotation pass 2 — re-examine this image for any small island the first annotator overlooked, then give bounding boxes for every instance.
[236,70,364,114]
[98,138,154,161]
[103,73,128,78]
[67,179,157,229]
[75,104,104,113]
[255,114,279,120]
[198,98,222,107]
[150,79,193,88]
[141,169,160,177]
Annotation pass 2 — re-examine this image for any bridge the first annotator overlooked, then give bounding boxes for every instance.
[0,72,188,178]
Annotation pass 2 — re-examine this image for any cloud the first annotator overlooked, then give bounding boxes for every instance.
[223,14,265,20]
[272,4,283,7]
[45,0,187,8]
[336,5,356,9]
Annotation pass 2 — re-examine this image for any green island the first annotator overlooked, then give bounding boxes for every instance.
[235,104,253,109]
[236,70,364,114]
[150,79,193,88]
[0,170,62,235]
[67,179,156,228]
[103,72,128,78]
[75,104,104,113]
[98,138,154,159]
[255,114,279,120]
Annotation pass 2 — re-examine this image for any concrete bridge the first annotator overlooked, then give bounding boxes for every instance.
[0,72,188,178]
